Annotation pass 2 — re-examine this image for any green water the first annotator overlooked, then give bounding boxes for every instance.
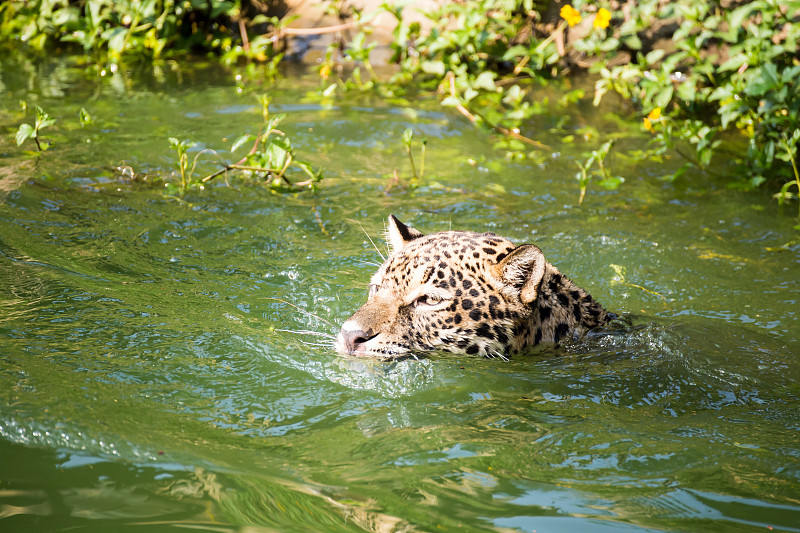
[1,57,799,532]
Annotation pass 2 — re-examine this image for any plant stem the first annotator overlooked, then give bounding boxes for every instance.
[419,140,426,180]
[780,132,800,216]
[406,144,418,181]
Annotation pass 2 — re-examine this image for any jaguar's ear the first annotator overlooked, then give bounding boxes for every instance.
[493,244,547,305]
[386,214,424,254]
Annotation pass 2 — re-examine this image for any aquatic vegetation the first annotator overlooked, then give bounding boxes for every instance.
[575,139,622,206]
[365,0,800,206]
[401,128,426,186]
[15,104,56,152]
[2,0,799,210]
[165,96,322,196]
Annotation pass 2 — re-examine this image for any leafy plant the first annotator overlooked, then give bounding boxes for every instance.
[776,130,800,215]
[223,96,323,192]
[588,0,800,196]
[168,137,198,193]
[575,139,622,205]
[165,96,322,196]
[0,0,273,64]
[16,105,56,151]
[401,128,426,186]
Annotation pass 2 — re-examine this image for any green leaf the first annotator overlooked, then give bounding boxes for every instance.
[295,160,322,181]
[421,60,445,76]
[502,45,528,60]
[644,49,665,65]
[472,71,497,91]
[16,123,35,146]
[322,83,337,97]
[745,63,779,97]
[598,175,624,190]
[622,34,642,50]
[79,107,92,127]
[231,134,254,153]
[35,106,55,129]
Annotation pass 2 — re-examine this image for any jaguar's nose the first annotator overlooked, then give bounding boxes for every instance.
[335,321,376,355]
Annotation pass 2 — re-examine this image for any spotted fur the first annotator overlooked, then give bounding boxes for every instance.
[334,215,612,359]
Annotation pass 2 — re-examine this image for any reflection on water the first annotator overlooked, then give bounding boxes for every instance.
[1,57,799,532]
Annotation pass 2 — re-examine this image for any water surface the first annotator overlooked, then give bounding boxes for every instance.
[1,57,799,532]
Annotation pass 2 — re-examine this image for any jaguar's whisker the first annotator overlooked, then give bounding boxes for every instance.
[275,328,336,339]
[261,297,336,328]
[358,220,386,262]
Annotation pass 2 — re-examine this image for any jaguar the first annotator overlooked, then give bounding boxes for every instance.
[334,215,613,359]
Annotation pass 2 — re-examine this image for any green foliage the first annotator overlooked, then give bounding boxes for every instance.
[400,127,426,187]
[165,96,322,196]
[16,104,56,151]
[0,0,271,64]
[589,0,800,193]
[386,0,560,137]
[168,137,197,192]
[575,139,622,205]
[370,0,800,208]
[4,0,800,210]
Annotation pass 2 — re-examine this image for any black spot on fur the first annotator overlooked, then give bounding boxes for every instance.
[462,279,473,289]
[469,288,480,298]
[557,293,570,306]
[466,344,479,355]
[539,305,552,321]
[554,322,569,342]
[488,295,500,307]
[469,308,482,321]
[496,252,508,262]
[462,299,474,310]
[570,290,581,300]
[476,324,494,340]
[454,313,462,324]
[437,270,445,279]
[534,329,543,345]
[572,302,582,321]
[494,326,508,345]
[482,247,496,255]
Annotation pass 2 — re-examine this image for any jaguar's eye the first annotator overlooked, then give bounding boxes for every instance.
[369,284,379,297]
[415,294,442,307]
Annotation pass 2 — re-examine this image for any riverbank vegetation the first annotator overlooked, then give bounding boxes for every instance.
[1,0,799,213]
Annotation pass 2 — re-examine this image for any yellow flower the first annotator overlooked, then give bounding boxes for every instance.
[560,5,582,27]
[594,8,611,29]
[644,107,661,132]
[320,63,331,80]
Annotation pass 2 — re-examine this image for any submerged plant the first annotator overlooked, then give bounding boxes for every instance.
[575,140,622,205]
[221,96,323,192]
[16,104,56,151]
[401,128,426,186]
[165,96,322,195]
[168,137,197,192]
[775,130,800,216]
